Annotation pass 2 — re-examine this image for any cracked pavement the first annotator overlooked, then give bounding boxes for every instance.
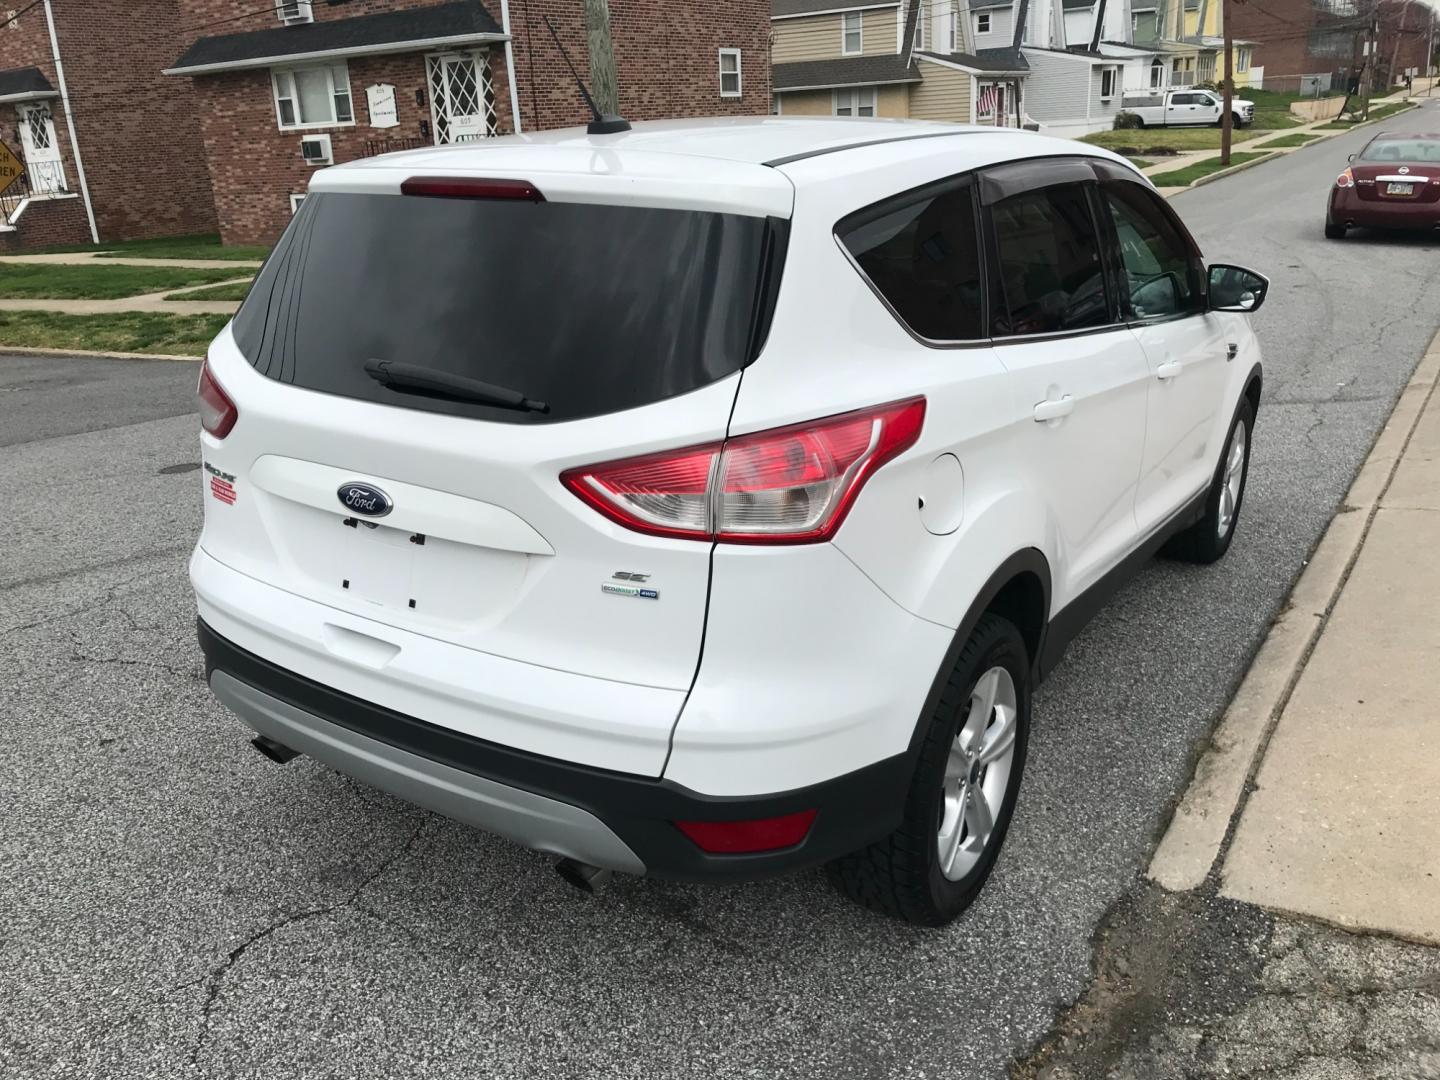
[2,103,1439,1079]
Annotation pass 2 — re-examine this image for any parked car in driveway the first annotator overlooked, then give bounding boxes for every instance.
[1121,88,1256,128]
[1326,131,1440,238]
[191,117,1267,926]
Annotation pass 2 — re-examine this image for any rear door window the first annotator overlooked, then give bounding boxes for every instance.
[987,182,1112,337]
[232,192,782,425]
[836,181,984,342]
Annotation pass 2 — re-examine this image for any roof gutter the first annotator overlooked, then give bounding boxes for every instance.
[42,0,98,244]
[163,31,510,76]
[774,77,923,91]
[0,90,59,104]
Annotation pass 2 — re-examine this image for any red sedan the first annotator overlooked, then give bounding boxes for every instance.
[1326,132,1440,238]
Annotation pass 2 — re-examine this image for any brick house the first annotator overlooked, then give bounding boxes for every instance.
[0,0,217,250]
[1229,0,1435,93]
[166,0,771,245]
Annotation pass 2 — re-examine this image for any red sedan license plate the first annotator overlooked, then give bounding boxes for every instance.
[1386,182,1414,196]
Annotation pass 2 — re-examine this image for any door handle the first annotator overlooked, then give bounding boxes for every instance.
[1226,342,1238,361]
[1156,360,1183,380]
[1032,395,1074,422]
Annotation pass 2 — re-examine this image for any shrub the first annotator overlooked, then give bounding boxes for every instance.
[1114,111,1143,130]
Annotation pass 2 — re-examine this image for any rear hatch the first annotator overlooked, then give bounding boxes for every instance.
[199,154,791,728]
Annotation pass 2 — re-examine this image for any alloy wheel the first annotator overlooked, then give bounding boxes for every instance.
[937,666,1019,881]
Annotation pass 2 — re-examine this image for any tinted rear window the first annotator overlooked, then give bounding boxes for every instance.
[1359,138,1440,163]
[232,192,780,424]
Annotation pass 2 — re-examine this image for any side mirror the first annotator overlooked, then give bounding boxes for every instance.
[1347,152,1357,163]
[1208,263,1269,313]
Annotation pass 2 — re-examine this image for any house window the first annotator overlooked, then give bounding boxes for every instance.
[1236,47,1250,73]
[976,11,991,33]
[842,11,862,54]
[949,7,960,50]
[272,64,354,129]
[914,3,926,49]
[834,86,878,116]
[290,193,306,214]
[1100,67,1116,100]
[275,0,313,24]
[1150,58,1164,86]
[719,49,742,97]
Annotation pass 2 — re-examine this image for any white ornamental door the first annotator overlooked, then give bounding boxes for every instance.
[426,52,496,144]
[16,104,66,193]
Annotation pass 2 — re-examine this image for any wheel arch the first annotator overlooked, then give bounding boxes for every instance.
[904,549,1052,761]
[1243,362,1263,417]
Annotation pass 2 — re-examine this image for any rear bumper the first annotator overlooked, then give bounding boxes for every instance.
[199,619,913,882]
[1330,190,1440,229]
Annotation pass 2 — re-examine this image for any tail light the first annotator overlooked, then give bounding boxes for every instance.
[197,360,238,439]
[562,398,925,545]
[674,809,818,854]
[1336,167,1355,188]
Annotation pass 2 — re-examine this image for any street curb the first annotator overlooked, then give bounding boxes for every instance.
[0,345,201,362]
[1148,329,1440,892]
[1186,151,1279,189]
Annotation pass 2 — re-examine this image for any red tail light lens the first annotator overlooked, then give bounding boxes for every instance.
[561,397,925,544]
[197,360,238,439]
[674,809,818,854]
[401,176,545,201]
[1336,167,1355,188]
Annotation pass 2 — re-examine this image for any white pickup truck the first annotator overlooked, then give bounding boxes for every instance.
[1121,88,1255,128]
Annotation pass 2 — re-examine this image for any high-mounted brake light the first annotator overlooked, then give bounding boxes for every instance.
[1335,167,1355,189]
[400,176,545,201]
[561,398,926,545]
[197,360,238,439]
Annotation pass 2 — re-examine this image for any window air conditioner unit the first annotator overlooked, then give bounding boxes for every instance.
[277,0,313,25]
[300,134,332,166]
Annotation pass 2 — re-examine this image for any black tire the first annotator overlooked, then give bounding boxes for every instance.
[1325,221,1347,239]
[1232,113,1247,128]
[1162,398,1254,564]
[826,613,1031,926]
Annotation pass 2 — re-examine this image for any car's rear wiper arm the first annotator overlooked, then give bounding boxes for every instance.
[363,359,549,414]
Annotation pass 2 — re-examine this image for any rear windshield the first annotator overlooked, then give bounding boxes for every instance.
[232,192,782,424]
[1359,139,1440,163]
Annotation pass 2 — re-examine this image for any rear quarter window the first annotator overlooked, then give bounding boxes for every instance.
[836,181,984,342]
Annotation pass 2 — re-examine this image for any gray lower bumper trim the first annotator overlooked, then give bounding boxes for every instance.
[210,671,646,875]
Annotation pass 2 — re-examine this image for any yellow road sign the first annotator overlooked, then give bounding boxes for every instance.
[0,140,24,197]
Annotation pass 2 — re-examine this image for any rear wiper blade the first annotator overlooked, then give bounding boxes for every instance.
[363,359,549,414]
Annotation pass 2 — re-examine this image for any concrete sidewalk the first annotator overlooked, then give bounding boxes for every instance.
[1221,360,1440,942]
[1150,333,1440,941]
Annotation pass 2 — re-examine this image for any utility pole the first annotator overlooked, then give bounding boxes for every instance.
[1220,0,1233,165]
[1388,0,1411,97]
[1363,9,1377,118]
[584,0,620,117]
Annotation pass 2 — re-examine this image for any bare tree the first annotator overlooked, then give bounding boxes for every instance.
[584,0,621,116]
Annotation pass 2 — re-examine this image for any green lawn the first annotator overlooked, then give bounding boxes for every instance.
[0,264,255,300]
[164,279,255,302]
[1129,158,1154,169]
[1240,88,1342,110]
[1084,127,1261,154]
[28,232,269,262]
[1149,151,1273,187]
[0,311,229,356]
[1257,132,1323,148]
[1318,101,1415,129]
[1249,110,1306,131]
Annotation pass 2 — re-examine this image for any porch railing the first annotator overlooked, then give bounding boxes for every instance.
[2,170,32,225]
[362,136,430,158]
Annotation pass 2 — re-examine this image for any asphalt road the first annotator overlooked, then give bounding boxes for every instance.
[3,104,1439,1080]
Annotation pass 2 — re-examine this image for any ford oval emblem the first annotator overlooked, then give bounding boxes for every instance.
[338,482,393,518]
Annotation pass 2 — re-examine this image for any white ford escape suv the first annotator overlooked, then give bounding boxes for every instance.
[192,117,1267,926]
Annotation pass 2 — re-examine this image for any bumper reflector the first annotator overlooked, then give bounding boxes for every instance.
[674,809,818,854]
